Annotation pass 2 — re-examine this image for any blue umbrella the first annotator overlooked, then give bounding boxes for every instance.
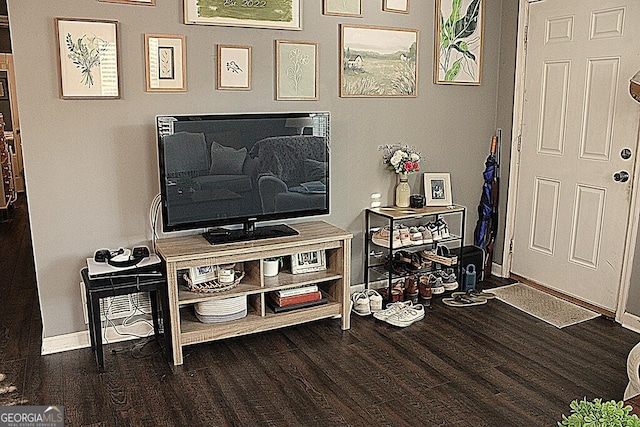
[474,134,500,275]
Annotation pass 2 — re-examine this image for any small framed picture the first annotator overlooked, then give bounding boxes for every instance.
[323,0,363,17]
[144,34,186,92]
[424,173,453,206]
[98,0,154,5]
[217,45,251,90]
[55,18,121,99]
[291,250,326,274]
[383,0,410,14]
[276,40,318,101]
[188,265,217,285]
[0,77,8,100]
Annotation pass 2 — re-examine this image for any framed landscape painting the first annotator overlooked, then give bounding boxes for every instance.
[183,0,301,30]
[434,0,484,85]
[55,18,120,99]
[340,24,418,98]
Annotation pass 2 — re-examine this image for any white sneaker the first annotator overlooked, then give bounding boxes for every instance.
[436,219,450,239]
[426,222,441,240]
[385,304,425,327]
[409,226,423,245]
[399,225,411,247]
[366,289,383,312]
[373,300,412,321]
[351,291,371,316]
[418,225,433,244]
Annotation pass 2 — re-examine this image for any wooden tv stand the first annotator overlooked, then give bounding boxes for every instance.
[155,221,352,366]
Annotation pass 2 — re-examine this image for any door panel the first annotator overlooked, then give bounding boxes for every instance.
[511,0,640,311]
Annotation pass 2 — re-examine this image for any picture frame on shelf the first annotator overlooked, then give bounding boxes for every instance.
[98,0,154,5]
[323,0,363,17]
[55,18,120,99]
[291,250,326,274]
[0,78,8,100]
[188,265,218,285]
[424,173,453,206]
[144,34,186,92]
[383,0,409,14]
[276,40,318,101]
[434,0,484,85]
[217,44,252,90]
[340,24,418,98]
[183,0,301,30]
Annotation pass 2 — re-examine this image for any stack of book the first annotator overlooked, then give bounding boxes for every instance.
[268,285,327,313]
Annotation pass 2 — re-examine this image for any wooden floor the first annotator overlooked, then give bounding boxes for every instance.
[1,195,640,426]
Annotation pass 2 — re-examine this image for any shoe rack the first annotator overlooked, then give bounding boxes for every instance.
[364,205,466,305]
[0,113,15,213]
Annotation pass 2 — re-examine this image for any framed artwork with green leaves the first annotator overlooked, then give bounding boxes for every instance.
[55,18,121,99]
[434,0,484,85]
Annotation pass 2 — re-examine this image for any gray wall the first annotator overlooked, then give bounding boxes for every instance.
[8,0,517,338]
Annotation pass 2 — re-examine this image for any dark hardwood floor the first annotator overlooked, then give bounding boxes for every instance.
[1,194,639,426]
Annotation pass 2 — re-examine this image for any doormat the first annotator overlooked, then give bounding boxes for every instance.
[489,283,600,328]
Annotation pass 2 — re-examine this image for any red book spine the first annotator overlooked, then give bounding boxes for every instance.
[272,291,322,307]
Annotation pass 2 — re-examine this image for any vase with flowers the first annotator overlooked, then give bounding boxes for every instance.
[379,143,423,207]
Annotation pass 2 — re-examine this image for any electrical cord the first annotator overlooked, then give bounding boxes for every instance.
[149,193,162,253]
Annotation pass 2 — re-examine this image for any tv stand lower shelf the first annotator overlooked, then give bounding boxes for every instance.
[156,221,352,366]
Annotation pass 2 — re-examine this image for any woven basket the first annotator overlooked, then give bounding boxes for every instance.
[183,270,245,293]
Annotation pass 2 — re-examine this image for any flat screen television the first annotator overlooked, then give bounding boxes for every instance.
[156,112,330,244]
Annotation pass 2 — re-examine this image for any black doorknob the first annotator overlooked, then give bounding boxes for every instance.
[614,171,630,182]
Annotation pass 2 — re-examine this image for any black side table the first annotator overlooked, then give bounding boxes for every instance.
[80,267,170,372]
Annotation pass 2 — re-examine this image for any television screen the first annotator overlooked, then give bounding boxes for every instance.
[156,112,330,243]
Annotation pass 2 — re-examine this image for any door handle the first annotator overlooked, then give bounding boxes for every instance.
[614,171,630,182]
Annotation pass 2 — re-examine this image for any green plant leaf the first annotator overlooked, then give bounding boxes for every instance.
[445,58,463,81]
[451,41,476,61]
[452,0,481,41]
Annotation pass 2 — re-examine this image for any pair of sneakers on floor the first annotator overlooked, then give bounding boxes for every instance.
[351,289,383,316]
[372,300,424,327]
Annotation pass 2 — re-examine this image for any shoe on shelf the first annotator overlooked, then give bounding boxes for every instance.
[419,275,433,302]
[435,218,450,239]
[418,225,434,245]
[429,273,445,295]
[409,226,423,245]
[399,225,412,247]
[384,304,425,327]
[426,221,441,241]
[366,289,383,312]
[351,290,371,316]
[371,226,402,249]
[373,300,412,321]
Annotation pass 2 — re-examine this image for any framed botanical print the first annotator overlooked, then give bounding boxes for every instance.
[55,18,120,99]
[144,34,186,92]
[323,0,363,17]
[217,45,251,90]
[276,40,318,100]
[383,0,409,14]
[434,0,484,85]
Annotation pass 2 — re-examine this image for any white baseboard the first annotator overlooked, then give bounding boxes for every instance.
[491,262,504,278]
[41,322,154,355]
[621,312,640,334]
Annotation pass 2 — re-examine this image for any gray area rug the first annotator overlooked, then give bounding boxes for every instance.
[490,283,600,328]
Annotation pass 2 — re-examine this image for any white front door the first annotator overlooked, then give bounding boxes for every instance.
[511,0,640,311]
